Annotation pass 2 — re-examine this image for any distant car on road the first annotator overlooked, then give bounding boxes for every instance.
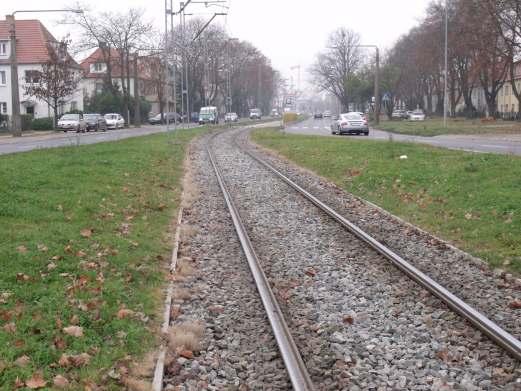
[148,112,180,125]
[331,112,369,136]
[313,113,323,119]
[323,110,332,118]
[104,113,125,129]
[225,112,239,122]
[57,113,87,133]
[409,109,426,121]
[249,108,262,120]
[199,106,219,125]
[84,113,107,131]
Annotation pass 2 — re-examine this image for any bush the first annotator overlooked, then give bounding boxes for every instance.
[21,114,33,131]
[31,117,54,131]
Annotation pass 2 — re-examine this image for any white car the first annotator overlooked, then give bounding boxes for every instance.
[409,110,426,121]
[104,113,125,129]
[331,112,369,135]
[224,112,238,122]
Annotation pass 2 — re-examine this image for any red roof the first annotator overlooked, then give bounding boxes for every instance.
[0,19,64,65]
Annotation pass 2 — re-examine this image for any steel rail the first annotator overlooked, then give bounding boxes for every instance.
[238,134,521,362]
[206,134,315,391]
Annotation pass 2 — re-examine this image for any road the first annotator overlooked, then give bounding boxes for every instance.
[285,117,521,155]
[0,123,197,155]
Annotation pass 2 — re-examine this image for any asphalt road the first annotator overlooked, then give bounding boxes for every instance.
[0,123,199,156]
[285,117,521,156]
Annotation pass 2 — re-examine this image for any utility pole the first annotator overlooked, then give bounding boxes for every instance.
[375,47,380,125]
[170,0,177,129]
[133,53,141,127]
[7,14,21,137]
[443,0,448,128]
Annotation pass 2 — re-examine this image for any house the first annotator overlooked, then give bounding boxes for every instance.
[497,61,521,115]
[0,19,83,119]
[80,48,175,116]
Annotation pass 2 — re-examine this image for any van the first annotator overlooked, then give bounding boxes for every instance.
[199,106,219,125]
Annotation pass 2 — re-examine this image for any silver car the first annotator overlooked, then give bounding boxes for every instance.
[57,113,87,133]
[331,112,369,136]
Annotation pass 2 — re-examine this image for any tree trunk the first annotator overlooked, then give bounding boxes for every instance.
[53,98,58,129]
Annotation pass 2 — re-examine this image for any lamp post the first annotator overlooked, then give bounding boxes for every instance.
[6,9,82,137]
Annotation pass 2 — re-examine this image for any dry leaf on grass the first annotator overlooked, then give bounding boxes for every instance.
[25,372,46,389]
[16,245,28,254]
[80,228,93,238]
[3,322,16,333]
[14,355,30,367]
[117,308,135,319]
[37,244,48,252]
[63,325,84,337]
[58,353,91,368]
[53,375,69,388]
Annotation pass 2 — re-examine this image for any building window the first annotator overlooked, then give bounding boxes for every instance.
[91,63,105,73]
[26,106,34,115]
[95,82,103,94]
[0,42,7,56]
[0,70,6,85]
[0,102,6,114]
[70,101,77,111]
[25,70,41,84]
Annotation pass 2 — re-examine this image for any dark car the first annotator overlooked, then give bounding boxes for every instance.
[314,113,323,119]
[190,112,199,123]
[148,112,180,125]
[84,113,107,132]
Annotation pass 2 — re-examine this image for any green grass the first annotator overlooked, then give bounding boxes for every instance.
[374,117,521,137]
[0,128,205,389]
[253,129,521,274]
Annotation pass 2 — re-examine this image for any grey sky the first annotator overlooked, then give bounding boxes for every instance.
[2,0,431,87]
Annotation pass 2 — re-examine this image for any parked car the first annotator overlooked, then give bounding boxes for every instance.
[409,109,426,121]
[249,108,262,120]
[392,110,408,119]
[225,112,239,122]
[406,110,413,119]
[57,113,87,133]
[84,113,107,132]
[148,112,180,125]
[104,113,125,129]
[331,112,369,135]
[313,112,323,119]
[323,110,332,118]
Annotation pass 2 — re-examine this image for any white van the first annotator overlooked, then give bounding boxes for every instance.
[199,106,219,125]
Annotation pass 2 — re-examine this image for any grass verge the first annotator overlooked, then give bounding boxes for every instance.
[0,128,205,389]
[374,117,521,137]
[252,129,521,273]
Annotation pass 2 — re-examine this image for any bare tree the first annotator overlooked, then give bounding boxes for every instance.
[24,40,82,127]
[310,28,362,111]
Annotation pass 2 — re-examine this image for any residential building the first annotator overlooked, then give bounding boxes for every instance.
[0,19,83,120]
[497,62,521,115]
[80,48,175,116]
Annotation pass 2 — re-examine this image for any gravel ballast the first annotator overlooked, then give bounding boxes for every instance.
[209,128,520,389]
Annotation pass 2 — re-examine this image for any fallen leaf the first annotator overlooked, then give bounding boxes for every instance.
[16,245,28,254]
[179,350,194,359]
[3,322,16,333]
[37,244,48,252]
[14,377,24,388]
[47,262,57,271]
[76,250,87,258]
[70,353,91,367]
[64,245,73,253]
[14,355,30,367]
[63,325,84,337]
[70,314,80,325]
[16,273,30,282]
[54,336,67,350]
[53,375,69,388]
[343,315,354,325]
[304,268,316,277]
[509,299,521,309]
[0,360,6,373]
[436,349,450,362]
[25,372,47,389]
[80,228,93,238]
[117,308,134,319]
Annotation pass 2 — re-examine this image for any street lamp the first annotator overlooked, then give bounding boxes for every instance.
[7,9,83,137]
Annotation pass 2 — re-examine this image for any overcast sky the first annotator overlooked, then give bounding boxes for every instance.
[2,0,431,89]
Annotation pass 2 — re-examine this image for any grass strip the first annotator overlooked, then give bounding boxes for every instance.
[374,117,521,137]
[0,128,205,389]
[252,129,521,273]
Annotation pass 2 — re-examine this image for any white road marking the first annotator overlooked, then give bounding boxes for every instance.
[303,127,308,129]
[478,144,509,149]
[313,126,319,129]
[324,127,329,130]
